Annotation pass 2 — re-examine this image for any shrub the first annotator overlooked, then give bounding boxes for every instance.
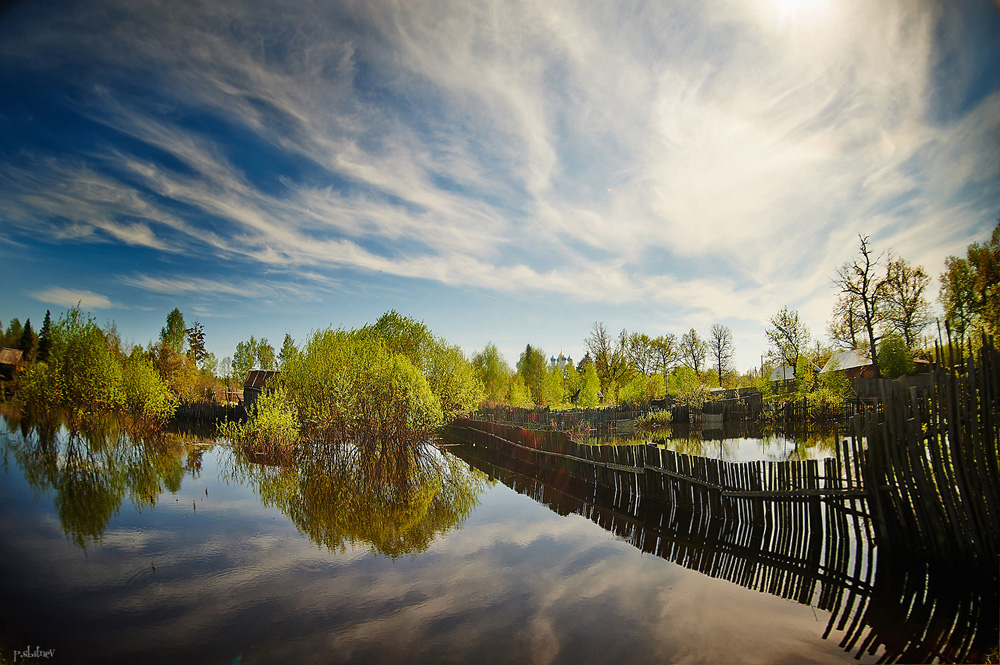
[219,384,299,450]
[636,410,672,430]
[121,352,179,429]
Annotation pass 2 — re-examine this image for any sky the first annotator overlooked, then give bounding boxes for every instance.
[1,0,999,374]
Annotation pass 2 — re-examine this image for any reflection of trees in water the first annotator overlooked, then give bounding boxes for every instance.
[1,410,194,549]
[227,441,491,558]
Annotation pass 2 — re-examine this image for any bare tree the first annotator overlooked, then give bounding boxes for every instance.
[828,291,865,350]
[585,321,629,389]
[766,307,810,378]
[709,324,734,387]
[833,235,887,378]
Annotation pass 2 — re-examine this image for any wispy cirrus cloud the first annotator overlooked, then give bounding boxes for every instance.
[30,287,118,310]
[0,0,997,351]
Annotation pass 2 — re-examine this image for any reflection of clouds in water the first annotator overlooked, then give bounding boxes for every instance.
[1,442,873,664]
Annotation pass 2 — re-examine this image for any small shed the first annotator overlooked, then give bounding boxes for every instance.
[820,349,874,379]
[769,363,796,389]
[0,348,24,381]
[243,369,281,409]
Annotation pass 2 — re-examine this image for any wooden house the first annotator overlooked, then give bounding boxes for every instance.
[0,348,24,381]
[820,349,874,379]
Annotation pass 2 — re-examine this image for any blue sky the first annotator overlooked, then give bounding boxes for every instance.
[1,0,999,373]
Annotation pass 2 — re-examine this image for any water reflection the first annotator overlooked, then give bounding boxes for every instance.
[581,422,843,462]
[451,439,998,663]
[225,440,492,558]
[1,409,199,549]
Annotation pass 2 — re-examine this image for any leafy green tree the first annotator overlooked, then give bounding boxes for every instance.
[507,375,534,407]
[766,307,810,380]
[877,333,915,379]
[577,362,601,407]
[159,308,186,355]
[5,318,23,350]
[472,343,512,402]
[278,333,300,369]
[516,344,549,404]
[884,257,932,349]
[585,322,631,393]
[680,328,707,374]
[424,342,485,417]
[940,220,1000,341]
[619,372,666,404]
[666,366,708,407]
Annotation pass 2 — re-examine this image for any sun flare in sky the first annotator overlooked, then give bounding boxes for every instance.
[0,0,998,372]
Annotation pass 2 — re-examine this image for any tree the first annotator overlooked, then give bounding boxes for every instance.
[624,332,657,375]
[584,322,630,392]
[650,334,679,378]
[833,235,887,378]
[679,328,707,374]
[708,324,734,387]
[160,308,186,355]
[884,256,932,349]
[18,318,38,362]
[828,291,866,350]
[185,321,207,365]
[940,220,1000,341]
[472,343,512,402]
[877,333,915,379]
[765,307,810,378]
[278,333,300,369]
[516,345,548,405]
[577,361,600,407]
[37,310,53,363]
[5,318,23,350]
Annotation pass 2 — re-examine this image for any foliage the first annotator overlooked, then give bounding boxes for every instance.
[636,410,672,430]
[618,372,666,404]
[507,375,534,407]
[883,257,932,348]
[516,344,549,404]
[939,220,1000,341]
[37,310,53,363]
[18,318,38,362]
[577,361,601,407]
[472,342,512,402]
[423,341,485,417]
[278,333,300,369]
[280,328,443,446]
[219,384,299,450]
[585,322,631,393]
[877,333,915,379]
[665,367,707,407]
[159,308,186,355]
[13,307,177,429]
[766,307,810,379]
[121,351,179,429]
[185,321,207,365]
[680,328,708,374]
[232,335,277,381]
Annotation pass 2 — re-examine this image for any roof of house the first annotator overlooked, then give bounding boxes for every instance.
[0,348,24,366]
[769,363,795,382]
[243,368,280,390]
[820,348,871,373]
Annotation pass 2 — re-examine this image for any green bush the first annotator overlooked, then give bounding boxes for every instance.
[121,352,179,429]
[219,384,299,450]
[636,410,672,429]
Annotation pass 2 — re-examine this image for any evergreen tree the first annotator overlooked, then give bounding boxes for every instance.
[18,319,38,362]
[38,310,53,363]
[5,318,23,350]
[278,333,300,369]
[185,321,207,364]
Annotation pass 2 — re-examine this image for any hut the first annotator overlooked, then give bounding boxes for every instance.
[243,369,281,409]
[0,348,24,381]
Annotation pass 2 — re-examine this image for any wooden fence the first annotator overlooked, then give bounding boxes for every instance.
[859,337,1000,577]
[173,401,246,424]
[447,414,997,662]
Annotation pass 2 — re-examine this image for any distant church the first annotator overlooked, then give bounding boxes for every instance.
[549,352,573,370]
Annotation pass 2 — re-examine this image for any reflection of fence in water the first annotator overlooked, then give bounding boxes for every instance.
[447,419,995,663]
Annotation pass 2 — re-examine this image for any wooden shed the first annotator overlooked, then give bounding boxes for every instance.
[243,369,281,409]
[0,348,24,381]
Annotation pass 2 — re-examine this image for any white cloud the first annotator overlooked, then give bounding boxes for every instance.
[31,287,116,310]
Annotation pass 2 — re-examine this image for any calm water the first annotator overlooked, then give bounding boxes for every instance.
[0,415,993,664]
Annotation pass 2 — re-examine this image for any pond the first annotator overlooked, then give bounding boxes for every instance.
[0,414,994,664]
